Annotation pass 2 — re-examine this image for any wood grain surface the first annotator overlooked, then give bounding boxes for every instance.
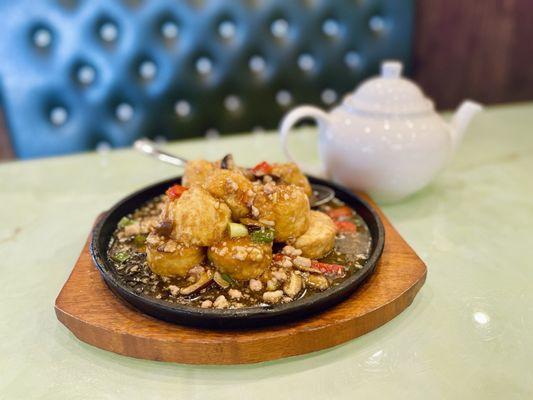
[55,203,426,365]
[413,0,533,109]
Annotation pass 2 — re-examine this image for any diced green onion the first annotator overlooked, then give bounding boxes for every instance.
[220,273,237,287]
[214,272,231,289]
[118,216,133,229]
[133,234,146,247]
[250,228,275,243]
[112,251,130,263]
[228,222,248,238]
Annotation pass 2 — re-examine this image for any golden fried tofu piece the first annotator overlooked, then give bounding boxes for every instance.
[146,240,204,277]
[204,169,253,219]
[272,162,312,197]
[253,184,310,242]
[208,236,272,280]
[182,159,217,187]
[169,186,231,246]
[292,211,336,259]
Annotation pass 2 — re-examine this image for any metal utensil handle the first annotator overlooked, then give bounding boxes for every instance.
[133,139,188,168]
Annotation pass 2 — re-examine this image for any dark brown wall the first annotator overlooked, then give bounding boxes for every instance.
[413,0,533,109]
[0,110,14,160]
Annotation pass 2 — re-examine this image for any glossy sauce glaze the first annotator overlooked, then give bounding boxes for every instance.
[107,196,371,309]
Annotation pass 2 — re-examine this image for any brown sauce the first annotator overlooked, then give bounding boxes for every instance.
[107,197,371,309]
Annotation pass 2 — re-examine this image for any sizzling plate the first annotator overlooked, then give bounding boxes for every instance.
[90,176,385,329]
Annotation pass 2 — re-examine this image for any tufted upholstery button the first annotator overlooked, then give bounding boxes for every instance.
[321,88,337,105]
[76,64,96,85]
[174,100,191,117]
[218,21,236,40]
[115,103,134,122]
[270,19,289,38]
[99,21,118,43]
[33,27,52,48]
[205,128,220,140]
[276,90,292,107]
[297,54,315,72]
[224,95,241,112]
[369,15,387,35]
[344,51,361,69]
[161,21,179,39]
[249,55,266,73]
[57,0,78,10]
[196,57,213,75]
[322,19,340,38]
[139,60,157,80]
[96,141,112,153]
[49,106,68,126]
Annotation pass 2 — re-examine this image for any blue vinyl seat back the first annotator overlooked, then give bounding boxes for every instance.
[0,0,413,159]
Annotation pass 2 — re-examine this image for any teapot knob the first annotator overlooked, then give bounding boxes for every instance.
[381,61,403,78]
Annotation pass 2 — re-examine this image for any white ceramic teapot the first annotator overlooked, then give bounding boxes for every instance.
[280,60,483,203]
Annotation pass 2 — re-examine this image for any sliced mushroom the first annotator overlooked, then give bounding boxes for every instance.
[213,271,230,289]
[293,263,322,274]
[239,218,267,231]
[154,219,173,237]
[305,274,329,291]
[283,272,303,298]
[220,154,234,170]
[180,270,214,295]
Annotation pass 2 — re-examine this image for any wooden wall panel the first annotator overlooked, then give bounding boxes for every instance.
[413,0,533,109]
[0,110,14,161]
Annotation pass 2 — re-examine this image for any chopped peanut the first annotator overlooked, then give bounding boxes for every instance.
[228,289,243,299]
[262,290,284,304]
[214,295,229,309]
[201,300,213,308]
[249,279,263,291]
[293,256,311,268]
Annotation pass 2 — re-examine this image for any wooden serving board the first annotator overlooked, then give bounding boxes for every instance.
[55,199,426,365]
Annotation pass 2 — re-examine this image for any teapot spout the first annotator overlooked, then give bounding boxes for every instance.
[450,100,483,151]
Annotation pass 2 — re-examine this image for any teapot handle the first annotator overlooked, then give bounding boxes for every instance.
[279,105,330,176]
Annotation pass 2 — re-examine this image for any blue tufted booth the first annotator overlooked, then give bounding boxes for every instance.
[0,0,413,159]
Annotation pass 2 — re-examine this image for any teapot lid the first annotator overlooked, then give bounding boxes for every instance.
[343,61,434,115]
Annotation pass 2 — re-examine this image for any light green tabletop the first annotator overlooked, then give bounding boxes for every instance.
[1,103,532,399]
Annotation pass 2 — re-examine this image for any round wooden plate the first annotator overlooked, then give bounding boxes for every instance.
[55,194,426,365]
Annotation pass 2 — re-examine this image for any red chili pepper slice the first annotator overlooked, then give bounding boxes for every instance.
[335,221,357,233]
[166,184,188,200]
[326,206,353,220]
[251,161,273,175]
[311,261,345,276]
[273,253,285,262]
